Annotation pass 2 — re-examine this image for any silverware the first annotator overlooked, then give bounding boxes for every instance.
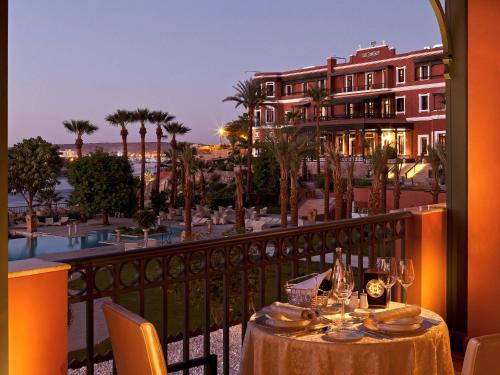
[287,326,331,338]
[358,327,392,339]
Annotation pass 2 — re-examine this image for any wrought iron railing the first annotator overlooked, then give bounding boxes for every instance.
[318,113,395,121]
[331,82,387,94]
[64,211,411,374]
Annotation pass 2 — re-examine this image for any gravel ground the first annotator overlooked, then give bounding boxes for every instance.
[68,325,243,375]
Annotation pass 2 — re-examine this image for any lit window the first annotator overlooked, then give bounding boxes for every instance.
[418,135,429,156]
[265,82,275,97]
[419,94,430,112]
[396,67,405,84]
[318,79,326,89]
[285,85,293,96]
[346,75,353,92]
[396,97,405,113]
[266,109,275,123]
[366,73,373,89]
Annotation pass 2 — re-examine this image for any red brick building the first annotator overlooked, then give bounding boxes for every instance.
[253,42,446,159]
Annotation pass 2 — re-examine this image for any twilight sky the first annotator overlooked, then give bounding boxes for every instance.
[8,0,441,146]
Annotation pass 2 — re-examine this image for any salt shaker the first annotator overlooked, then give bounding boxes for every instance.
[349,291,359,310]
[359,290,369,309]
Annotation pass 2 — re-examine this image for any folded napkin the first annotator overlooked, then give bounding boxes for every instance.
[266,301,317,320]
[372,305,421,323]
[292,269,332,290]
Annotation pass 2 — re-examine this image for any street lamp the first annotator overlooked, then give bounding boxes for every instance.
[218,127,225,146]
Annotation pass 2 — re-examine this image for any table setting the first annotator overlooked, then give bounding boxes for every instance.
[240,248,454,375]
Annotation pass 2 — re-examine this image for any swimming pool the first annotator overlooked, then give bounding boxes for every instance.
[8,227,182,261]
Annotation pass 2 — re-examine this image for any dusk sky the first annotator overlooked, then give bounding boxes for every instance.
[8,0,441,146]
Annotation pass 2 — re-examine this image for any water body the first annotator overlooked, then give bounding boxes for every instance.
[8,160,159,208]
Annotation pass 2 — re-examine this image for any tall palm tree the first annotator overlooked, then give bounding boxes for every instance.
[345,157,355,218]
[178,145,195,240]
[428,144,446,204]
[392,158,403,209]
[304,85,329,175]
[163,122,191,208]
[223,79,266,198]
[105,109,132,157]
[326,142,343,220]
[194,159,213,206]
[62,120,98,158]
[234,165,245,231]
[289,133,311,226]
[368,145,391,215]
[150,111,175,194]
[130,108,151,209]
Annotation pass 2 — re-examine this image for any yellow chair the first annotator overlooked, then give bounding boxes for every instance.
[461,333,500,375]
[102,301,217,375]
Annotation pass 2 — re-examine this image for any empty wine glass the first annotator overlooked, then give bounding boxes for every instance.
[332,264,355,329]
[398,259,415,305]
[377,257,398,307]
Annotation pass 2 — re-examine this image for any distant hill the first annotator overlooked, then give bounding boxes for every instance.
[56,142,171,155]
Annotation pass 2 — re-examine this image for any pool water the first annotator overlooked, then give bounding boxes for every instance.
[8,227,182,261]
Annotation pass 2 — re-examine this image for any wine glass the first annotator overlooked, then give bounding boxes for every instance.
[332,264,355,329]
[398,259,415,305]
[377,257,398,308]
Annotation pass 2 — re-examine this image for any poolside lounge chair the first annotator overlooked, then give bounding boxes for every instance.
[45,217,54,225]
[56,216,69,226]
[259,207,268,216]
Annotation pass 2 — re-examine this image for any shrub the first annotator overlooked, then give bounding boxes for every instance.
[134,210,157,230]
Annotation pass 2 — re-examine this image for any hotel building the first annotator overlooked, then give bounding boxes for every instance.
[253,42,446,159]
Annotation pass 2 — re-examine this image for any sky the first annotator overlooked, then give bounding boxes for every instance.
[8,0,442,146]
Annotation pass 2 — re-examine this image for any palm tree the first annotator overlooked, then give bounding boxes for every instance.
[265,129,292,228]
[163,122,191,208]
[223,115,248,153]
[368,145,391,215]
[105,109,132,157]
[150,111,175,194]
[130,108,151,209]
[392,158,403,209]
[178,145,196,240]
[289,133,311,226]
[223,79,266,198]
[326,142,343,220]
[428,144,446,204]
[345,156,355,218]
[62,120,98,158]
[284,110,301,126]
[195,159,213,206]
[234,165,245,231]
[304,85,329,175]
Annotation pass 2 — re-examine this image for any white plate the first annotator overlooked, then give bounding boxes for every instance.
[377,322,422,332]
[254,315,311,331]
[323,330,364,342]
[382,316,424,326]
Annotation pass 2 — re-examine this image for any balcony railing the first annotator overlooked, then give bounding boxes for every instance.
[332,82,387,94]
[64,211,411,374]
[317,113,395,121]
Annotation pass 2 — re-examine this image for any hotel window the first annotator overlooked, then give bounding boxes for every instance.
[396,67,405,84]
[254,110,261,126]
[302,107,308,121]
[365,102,374,117]
[366,73,373,89]
[321,106,327,117]
[345,75,353,92]
[395,96,405,113]
[419,94,430,112]
[285,84,293,96]
[318,79,326,89]
[346,103,354,118]
[266,108,275,123]
[418,135,429,156]
[382,98,391,117]
[302,82,308,93]
[419,65,430,80]
[265,82,275,97]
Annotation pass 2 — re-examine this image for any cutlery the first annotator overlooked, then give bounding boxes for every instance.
[286,326,331,338]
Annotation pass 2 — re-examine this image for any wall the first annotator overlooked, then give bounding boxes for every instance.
[468,0,500,338]
[353,186,446,210]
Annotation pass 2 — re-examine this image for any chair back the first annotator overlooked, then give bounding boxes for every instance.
[102,301,167,375]
[462,333,500,375]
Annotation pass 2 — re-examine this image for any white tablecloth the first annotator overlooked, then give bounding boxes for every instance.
[240,304,454,375]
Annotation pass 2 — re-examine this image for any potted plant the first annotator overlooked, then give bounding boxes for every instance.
[134,210,156,247]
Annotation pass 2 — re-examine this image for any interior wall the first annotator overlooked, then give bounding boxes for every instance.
[468,0,500,338]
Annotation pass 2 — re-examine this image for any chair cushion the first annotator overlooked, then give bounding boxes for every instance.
[102,302,167,375]
[462,333,500,375]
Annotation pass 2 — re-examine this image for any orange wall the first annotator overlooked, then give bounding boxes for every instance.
[468,0,500,338]
[353,187,446,210]
[9,270,68,375]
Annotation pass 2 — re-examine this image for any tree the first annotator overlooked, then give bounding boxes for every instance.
[345,157,355,218]
[62,119,98,158]
[326,142,343,220]
[194,159,213,206]
[105,109,132,157]
[150,111,175,194]
[223,79,267,199]
[288,133,312,226]
[428,144,446,204]
[8,137,63,232]
[284,110,301,126]
[368,145,391,215]
[252,144,280,204]
[178,145,196,240]
[130,108,151,209]
[234,165,245,231]
[223,115,248,153]
[68,151,135,225]
[35,188,64,215]
[304,85,329,175]
[392,158,403,209]
[163,122,191,208]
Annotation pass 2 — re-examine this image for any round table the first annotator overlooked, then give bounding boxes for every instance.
[240,304,454,375]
